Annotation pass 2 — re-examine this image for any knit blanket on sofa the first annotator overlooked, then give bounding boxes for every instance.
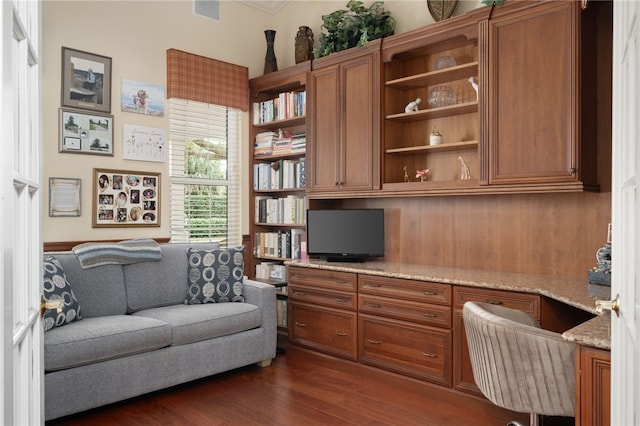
[72,239,162,268]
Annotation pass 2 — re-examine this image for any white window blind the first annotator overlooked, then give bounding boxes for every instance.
[169,98,241,247]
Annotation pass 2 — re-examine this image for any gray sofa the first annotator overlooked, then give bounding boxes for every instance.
[43,242,276,421]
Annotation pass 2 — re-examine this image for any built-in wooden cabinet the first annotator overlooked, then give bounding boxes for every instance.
[484,0,605,191]
[358,275,453,386]
[288,267,358,360]
[307,40,381,195]
[374,0,611,196]
[381,14,480,192]
[576,346,611,426]
[452,285,541,396]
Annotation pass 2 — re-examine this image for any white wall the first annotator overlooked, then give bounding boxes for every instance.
[42,0,483,244]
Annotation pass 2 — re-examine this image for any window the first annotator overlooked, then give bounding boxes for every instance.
[169,98,241,247]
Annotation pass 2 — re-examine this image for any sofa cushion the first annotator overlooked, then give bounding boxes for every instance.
[44,315,171,372]
[133,303,261,346]
[42,255,82,331]
[186,246,246,304]
[124,242,220,313]
[45,251,128,318]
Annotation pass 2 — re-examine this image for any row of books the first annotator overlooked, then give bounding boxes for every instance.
[254,132,306,157]
[253,157,306,191]
[276,298,288,328]
[254,261,287,282]
[252,91,306,125]
[255,194,306,225]
[254,229,305,260]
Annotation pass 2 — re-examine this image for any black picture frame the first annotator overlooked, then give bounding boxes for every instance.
[61,47,112,113]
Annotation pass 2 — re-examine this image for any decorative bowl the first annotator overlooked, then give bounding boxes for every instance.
[435,55,457,70]
[427,85,457,108]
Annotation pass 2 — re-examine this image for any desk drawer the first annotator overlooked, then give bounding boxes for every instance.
[453,286,540,319]
[359,275,451,306]
[359,314,452,387]
[359,294,451,329]
[288,266,357,292]
[289,284,356,310]
[289,302,357,360]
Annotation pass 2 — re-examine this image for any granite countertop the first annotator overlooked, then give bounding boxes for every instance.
[286,259,612,350]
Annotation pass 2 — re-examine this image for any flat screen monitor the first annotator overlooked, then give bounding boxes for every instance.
[306,209,384,262]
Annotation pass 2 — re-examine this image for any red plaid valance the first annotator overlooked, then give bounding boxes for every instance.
[166,48,249,111]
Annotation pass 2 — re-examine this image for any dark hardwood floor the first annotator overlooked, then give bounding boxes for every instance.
[47,346,531,425]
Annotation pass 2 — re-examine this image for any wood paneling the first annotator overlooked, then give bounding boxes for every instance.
[343,190,610,279]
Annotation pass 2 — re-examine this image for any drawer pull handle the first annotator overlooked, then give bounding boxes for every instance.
[423,291,437,296]
[365,303,381,309]
[336,331,348,337]
[485,299,504,305]
[294,292,306,297]
[423,312,437,318]
[368,339,382,345]
[422,352,438,358]
[295,322,307,327]
[335,298,348,303]
[368,283,382,288]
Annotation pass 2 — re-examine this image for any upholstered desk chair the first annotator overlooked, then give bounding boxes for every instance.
[462,301,576,426]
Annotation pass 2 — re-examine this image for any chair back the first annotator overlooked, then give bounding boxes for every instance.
[463,301,575,417]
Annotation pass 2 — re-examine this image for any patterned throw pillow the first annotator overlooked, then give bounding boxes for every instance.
[186,246,246,304]
[42,255,82,331]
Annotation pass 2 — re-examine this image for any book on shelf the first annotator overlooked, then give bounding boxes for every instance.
[254,228,306,259]
[276,298,288,328]
[252,90,306,125]
[255,194,306,224]
[253,157,306,191]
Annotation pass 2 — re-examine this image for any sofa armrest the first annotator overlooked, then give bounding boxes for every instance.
[242,278,277,361]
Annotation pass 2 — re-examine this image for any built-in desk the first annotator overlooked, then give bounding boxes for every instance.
[286,259,611,425]
[287,259,611,347]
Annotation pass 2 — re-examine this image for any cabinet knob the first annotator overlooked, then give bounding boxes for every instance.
[569,167,577,174]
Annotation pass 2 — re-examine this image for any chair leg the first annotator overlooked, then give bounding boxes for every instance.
[506,413,538,426]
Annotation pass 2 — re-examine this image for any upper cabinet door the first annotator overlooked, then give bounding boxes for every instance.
[487,2,581,186]
[307,40,381,195]
[307,64,341,192]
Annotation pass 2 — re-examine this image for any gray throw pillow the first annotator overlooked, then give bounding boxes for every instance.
[186,246,246,304]
[42,255,82,331]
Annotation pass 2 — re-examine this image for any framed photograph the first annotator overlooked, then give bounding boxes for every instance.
[121,79,165,117]
[61,47,112,113]
[92,168,160,228]
[49,177,81,217]
[59,108,113,155]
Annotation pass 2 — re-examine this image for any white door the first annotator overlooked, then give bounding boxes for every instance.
[1,1,44,425]
[610,0,639,424]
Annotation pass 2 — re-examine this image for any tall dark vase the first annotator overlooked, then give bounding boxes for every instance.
[263,29,278,74]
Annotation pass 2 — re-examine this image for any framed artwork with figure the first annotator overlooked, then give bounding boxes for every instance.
[61,47,112,113]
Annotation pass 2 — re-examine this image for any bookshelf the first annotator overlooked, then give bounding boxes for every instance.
[249,62,310,342]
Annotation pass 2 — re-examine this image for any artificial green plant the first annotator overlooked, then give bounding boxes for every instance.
[314,0,396,58]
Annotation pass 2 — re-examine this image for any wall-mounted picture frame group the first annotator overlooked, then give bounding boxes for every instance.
[59,108,114,155]
[93,168,160,228]
[61,47,112,113]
